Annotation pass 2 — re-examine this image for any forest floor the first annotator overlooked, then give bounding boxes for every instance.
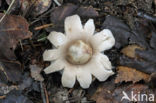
[0,0,156,103]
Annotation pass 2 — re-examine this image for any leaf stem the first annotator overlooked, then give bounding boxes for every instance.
[0,0,16,23]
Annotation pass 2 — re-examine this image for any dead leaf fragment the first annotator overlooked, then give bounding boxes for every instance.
[115,66,150,83]
[91,82,115,103]
[76,6,99,17]
[32,0,52,16]
[30,65,44,82]
[0,13,32,83]
[0,13,32,60]
[113,84,156,102]
[102,15,132,48]
[149,72,156,88]
[0,85,18,95]
[121,44,144,58]
[91,81,156,103]
[0,61,22,83]
[6,0,52,16]
[47,3,99,32]
[0,90,33,103]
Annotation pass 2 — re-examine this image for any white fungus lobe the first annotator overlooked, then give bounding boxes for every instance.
[43,15,115,89]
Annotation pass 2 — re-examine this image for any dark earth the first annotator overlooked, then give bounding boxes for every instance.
[0,0,156,103]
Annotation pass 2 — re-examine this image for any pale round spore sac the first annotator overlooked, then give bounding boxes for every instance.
[66,40,92,65]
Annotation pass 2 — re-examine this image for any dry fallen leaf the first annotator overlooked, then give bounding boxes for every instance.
[115,66,150,83]
[0,13,32,83]
[28,0,52,16]
[121,44,144,58]
[75,6,99,17]
[0,13,32,60]
[91,80,115,103]
[30,65,44,82]
[0,90,33,103]
[102,15,132,49]
[47,3,99,32]
[113,84,156,102]
[91,80,155,103]
[6,0,52,16]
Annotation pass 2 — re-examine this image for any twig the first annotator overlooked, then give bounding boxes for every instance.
[19,40,23,51]
[34,23,53,30]
[53,0,61,6]
[40,82,47,103]
[0,0,15,23]
[0,95,6,99]
[44,86,49,103]
[137,10,156,22]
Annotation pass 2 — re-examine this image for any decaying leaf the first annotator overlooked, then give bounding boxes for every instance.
[0,84,18,95]
[0,13,32,60]
[119,55,156,74]
[117,19,156,74]
[91,80,156,103]
[113,84,156,102]
[6,0,52,16]
[90,80,115,103]
[102,15,132,49]
[25,0,52,16]
[49,3,78,32]
[0,90,33,103]
[30,65,44,82]
[75,6,99,17]
[115,66,150,83]
[121,44,143,58]
[0,13,32,83]
[47,3,99,32]
[0,62,22,83]
[149,72,156,88]
[150,31,156,49]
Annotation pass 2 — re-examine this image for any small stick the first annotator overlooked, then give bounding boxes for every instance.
[0,95,5,99]
[44,86,49,103]
[40,82,47,103]
[53,0,61,6]
[137,10,156,22]
[34,23,53,30]
[19,40,23,51]
[0,0,16,23]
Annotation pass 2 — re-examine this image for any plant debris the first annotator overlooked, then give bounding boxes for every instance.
[115,66,150,83]
[30,65,44,82]
[0,13,32,84]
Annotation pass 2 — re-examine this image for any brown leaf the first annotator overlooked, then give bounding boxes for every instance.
[0,13,32,60]
[149,72,156,88]
[115,66,150,83]
[48,3,99,32]
[34,0,52,16]
[91,81,156,103]
[113,84,156,102]
[91,80,116,103]
[50,3,78,23]
[76,6,99,17]
[0,13,32,83]
[0,61,22,83]
[102,15,132,49]
[50,3,99,25]
[121,44,144,58]
[6,0,52,16]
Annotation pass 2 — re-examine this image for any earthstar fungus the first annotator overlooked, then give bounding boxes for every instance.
[43,15,115,88]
